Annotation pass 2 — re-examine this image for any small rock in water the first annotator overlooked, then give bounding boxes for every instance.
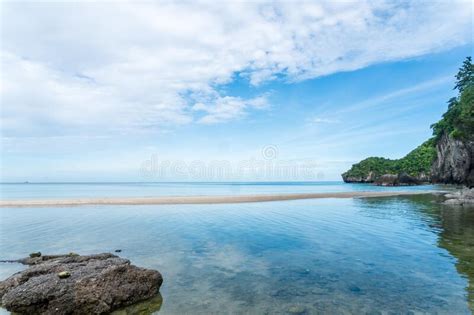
[349,285,362,293]
[445,192,461,199]
[443,187,474,206]
[29,252,41,258]
[57,271,71,279]
[288,305,307,314]
[115,249,122,253]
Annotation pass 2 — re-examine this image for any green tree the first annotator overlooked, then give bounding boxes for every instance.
[454,56,474,93]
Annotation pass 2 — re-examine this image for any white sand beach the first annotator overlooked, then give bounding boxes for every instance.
[0,191,434,207]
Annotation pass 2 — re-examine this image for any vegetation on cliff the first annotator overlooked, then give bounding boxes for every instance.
[431,56,474,141]
[342,140,435,181]
[342,57,473,183]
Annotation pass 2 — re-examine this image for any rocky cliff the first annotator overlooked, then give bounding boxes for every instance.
[431,133,474,187]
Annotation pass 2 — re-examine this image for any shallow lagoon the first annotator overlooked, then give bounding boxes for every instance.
[1,192,473,314]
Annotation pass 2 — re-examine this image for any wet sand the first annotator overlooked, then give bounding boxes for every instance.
[0,191,433,207]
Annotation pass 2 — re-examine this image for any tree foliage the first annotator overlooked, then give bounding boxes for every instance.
[454,56,474,93]
[431,56,474,140]
[342,140,436,180]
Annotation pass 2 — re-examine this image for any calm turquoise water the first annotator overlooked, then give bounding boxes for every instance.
[0,181,437,200]
[1,183,472,314]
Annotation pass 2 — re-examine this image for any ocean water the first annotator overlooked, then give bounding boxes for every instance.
[0,181,437,200]
[0,183,472,314]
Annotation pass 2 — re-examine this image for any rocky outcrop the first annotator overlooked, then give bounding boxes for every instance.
[344,172,428,185]
[432,133,474,187]
[374,172,423,186]
[443,188,474,206]
[375,174,398,186]
[398,172,423,185]
[0,253,163,314]
[342,171,376,183]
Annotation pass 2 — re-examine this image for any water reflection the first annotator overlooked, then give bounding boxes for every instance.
[435,203,474,312]
[112,293,163,315]
[358,195,474,313]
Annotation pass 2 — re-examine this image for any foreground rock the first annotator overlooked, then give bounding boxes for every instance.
[0,253,163,314]
[443,187,474,206]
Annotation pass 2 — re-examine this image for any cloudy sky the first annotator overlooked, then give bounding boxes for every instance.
[1,0,472,181]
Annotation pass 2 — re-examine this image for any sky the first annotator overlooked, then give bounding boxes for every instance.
[0,0,473,182]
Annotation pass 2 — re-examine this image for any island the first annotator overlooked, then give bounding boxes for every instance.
[342,57,473,187]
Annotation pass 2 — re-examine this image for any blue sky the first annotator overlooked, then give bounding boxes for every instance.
[0,1,472,182]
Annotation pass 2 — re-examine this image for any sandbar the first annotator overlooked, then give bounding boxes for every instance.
[0,191,434,207]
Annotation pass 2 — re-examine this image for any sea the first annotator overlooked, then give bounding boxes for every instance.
[0,182,472,314]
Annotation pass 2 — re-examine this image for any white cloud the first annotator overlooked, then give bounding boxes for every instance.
[308,117,340,124]
[0,0,471,136]
[193,95,269,124]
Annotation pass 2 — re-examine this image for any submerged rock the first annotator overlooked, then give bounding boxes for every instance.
[111,293,163,315]
[288,305,307,314]
[0,253,163,314]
